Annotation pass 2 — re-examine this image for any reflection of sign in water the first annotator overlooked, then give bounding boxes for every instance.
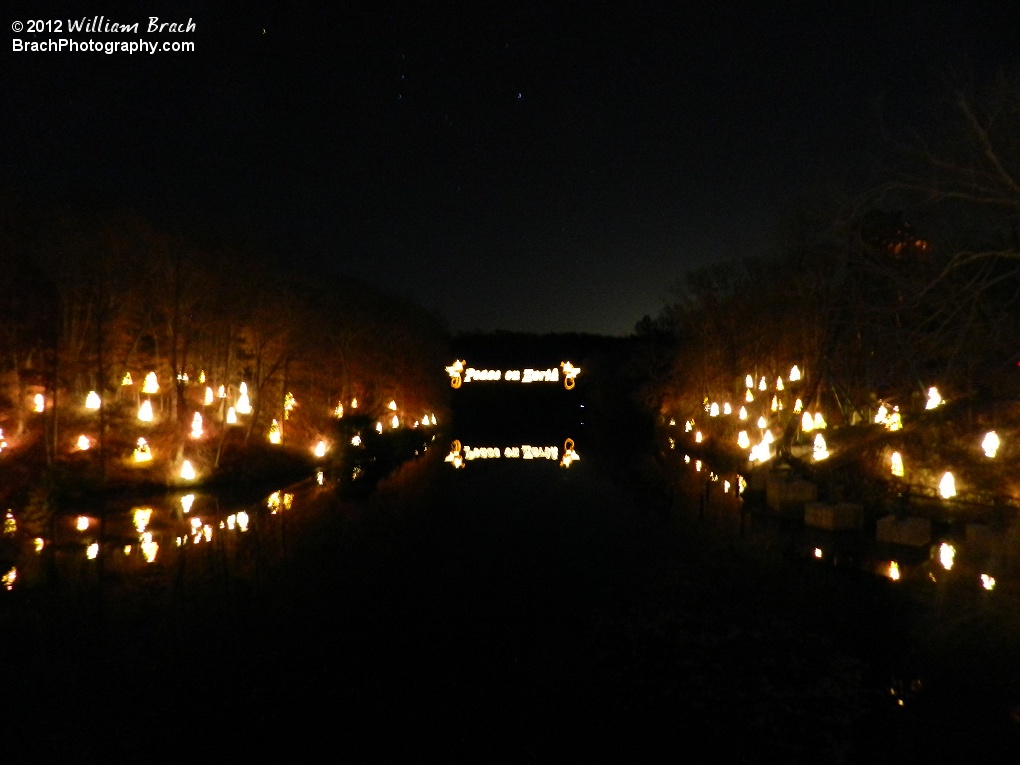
[446,360,580,390]
[446,438,580,469]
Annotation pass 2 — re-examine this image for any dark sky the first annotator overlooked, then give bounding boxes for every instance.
[5,1,1020,335]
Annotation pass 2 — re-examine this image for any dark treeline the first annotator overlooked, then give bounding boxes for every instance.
[0,194,451,481]
[638,72,1020,432]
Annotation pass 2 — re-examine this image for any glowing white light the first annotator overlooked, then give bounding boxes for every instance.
[237,511,249,532]
[284,392,296,419]
[268,419,281,444]
[982,431,1000,458]
[776,377,784,391]
[391,414,400,429]
[33,393,45,413]
[793,398,803,413]
[375,421,383,434]
[236,391,251,415]
[981,574,996,591]
[132,507,152,534]
[198,370,206,384]
[694,431,703,443]
[891,451,904,478]
[181,494,195,513]
[138,399,153,422]
[334,403,344,418]
[723,403,731,415]
[685,420,693,432]
[757,415,767,429]
[709,402,720,417]
[190,412,203,438]
[86,542,99,560]
[350,397,358,409]
[133,437,152,463]
[737,431,750,449]
[77,516,90,532]
[180,460,196,481]
[939,471,956,499]
[226,407,237,424]
[888,561,900,581]
[925,386,943,410]
[939,542,956,571]
[314,440,327,458]
[77,434,91,451]
[789,365,801,382]
[738,406,747,421]
[218,385,226,399]
[204,387,214,406]
[317,470,325,485]
[142,371,159,394]
[758,377,767,392]
[813,433,829,461]
[813,413,826,430]
[121,372,133,386]
[351,435,362,446]
[388,400,397,411]
[745,374,754,388]
[745,389,754,403]
[875,404,889,424]
[85,391,101,410]
[34,538,44,553]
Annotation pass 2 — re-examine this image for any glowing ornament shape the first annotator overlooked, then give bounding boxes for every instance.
[133,508,152,534]
[268,419,282,444]
[85,391,101,410]
[813,433,829,461]
[284,392,296,419]
[138,399,153,422]
[771,396,779,413]
[982,431,1000,458]
[180,460,196,481]
[793,398,803,413]
[875,404,888,424]
[140,532,158,563]
[939,471,956,499]
[685,420,693,432]
[891,451,904,478]
[133,437,152,463]
[142,372,159,394]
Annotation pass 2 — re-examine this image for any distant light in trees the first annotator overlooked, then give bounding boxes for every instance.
[217,385,226,399]
[181,494,195,513]
[198,370,206,384]
[939,471,956,499]
[76,434,91,450]
[982,431,1000,458]
[191,412,203,438]
[142,372,159,394]
[813,433,829,461]
[133,438,152,462]
[891,451,904,477]
[85,391,101,410]
[138,400,153,422]
[121,372,133,386]
[926,386,944,410]
[801,412,814,432]
[268,419,281,444]
[723,403,732,415]
[351,434,362,446]
[737,430,750,449]
[204,387,214,406]
[888,561,900,581]
[76,516,90,531]
[758,377,767,391]
[350,397,358,409]
[388,400,397,411]
[314,440,327,458]
[694,430,703,443]
[140,532,158,563]
[771,396,779,412]
[33,394,45,413]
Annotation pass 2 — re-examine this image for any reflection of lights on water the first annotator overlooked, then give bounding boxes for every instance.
[76,516,90,531]
[2,567,16,590]
[888,561,900,581]
[181,494,195,514]
[982,431,1000,458]
[133,508,152,534]
[86,542,99,560]
[939,542,956,570]
[981,574,996,591]
[939,472,956,499]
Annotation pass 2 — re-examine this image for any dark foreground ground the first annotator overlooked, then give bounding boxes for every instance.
[4,451,1020,762]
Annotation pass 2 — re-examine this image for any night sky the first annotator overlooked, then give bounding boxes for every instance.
[5,2,1020,335]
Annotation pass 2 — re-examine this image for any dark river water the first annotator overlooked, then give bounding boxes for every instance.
[4,414,1020,760]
